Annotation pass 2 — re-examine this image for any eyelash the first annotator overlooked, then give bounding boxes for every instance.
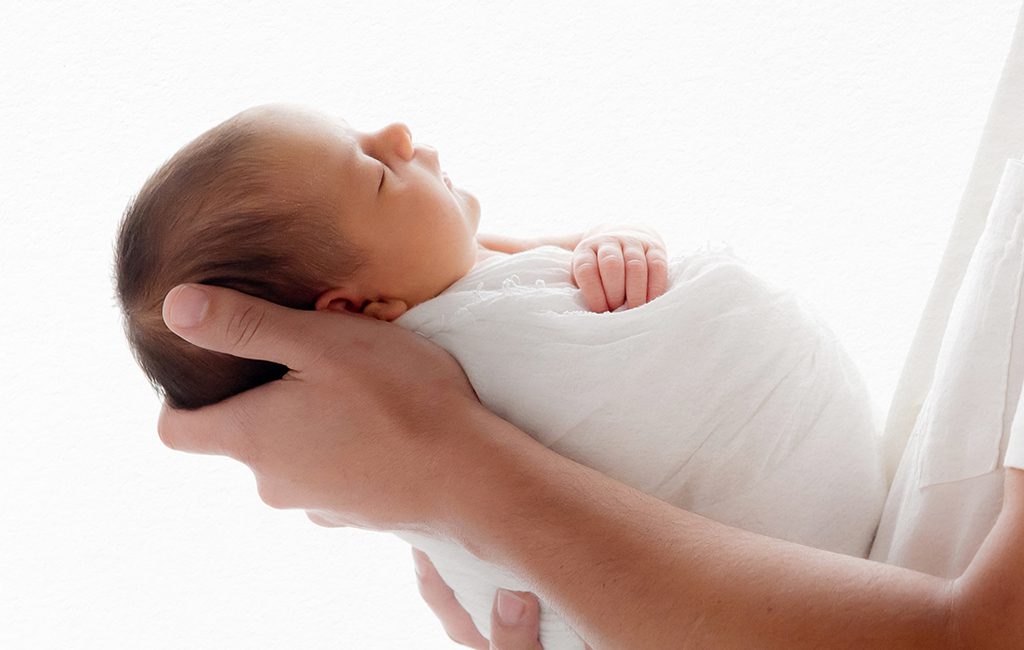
[379,166,386,191]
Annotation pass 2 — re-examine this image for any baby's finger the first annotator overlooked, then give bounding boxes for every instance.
[572,248,610,312]
[413,549,489,649]
[596,242,626,311]
[646,248,669,301]
[622,245,648,309]
[162,284,322,370]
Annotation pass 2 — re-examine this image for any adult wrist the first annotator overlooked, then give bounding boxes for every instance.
[431,405,556,554]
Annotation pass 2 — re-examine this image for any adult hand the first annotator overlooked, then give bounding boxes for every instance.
[156,283,485,533]
[412,548,544,650]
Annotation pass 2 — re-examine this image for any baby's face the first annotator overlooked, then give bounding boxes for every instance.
[247,104,482,310]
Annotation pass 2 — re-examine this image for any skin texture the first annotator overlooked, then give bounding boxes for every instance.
[239,104,482,320]
[156,281,1024,648]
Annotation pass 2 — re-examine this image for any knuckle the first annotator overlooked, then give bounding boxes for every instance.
[646,250,668,265]
[443,626,479,647]
[231,404,262,467]
[156,408,178,450]
[444,631,472,647]
[256,481,287,509]
[227,304,266,350]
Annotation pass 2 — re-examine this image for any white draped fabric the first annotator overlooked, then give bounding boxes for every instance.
[870,1,1024,576]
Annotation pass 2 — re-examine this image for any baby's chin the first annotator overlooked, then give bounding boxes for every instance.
[465,190,482,222]
[453,186,482,228]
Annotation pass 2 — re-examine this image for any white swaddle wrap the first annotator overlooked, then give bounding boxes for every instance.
[394,244,886,649]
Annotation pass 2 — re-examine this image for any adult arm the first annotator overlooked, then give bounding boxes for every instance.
[446,408,1024,648]
[157,284,1024,649]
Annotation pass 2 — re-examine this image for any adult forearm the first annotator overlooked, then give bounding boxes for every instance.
[443,408,955,649]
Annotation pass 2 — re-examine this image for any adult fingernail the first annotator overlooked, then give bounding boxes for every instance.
[164,285,209,329]
[497,589,526,626]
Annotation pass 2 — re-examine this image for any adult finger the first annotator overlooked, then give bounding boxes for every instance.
[156,400,238,456]
[490,589,542,650]
[595,242,625,310]
[413,549,489,649]
[622,245,648,308]
[305,510,348,528]
[161,283,323,370]
[572,248,610,313]
[155,374,291,460]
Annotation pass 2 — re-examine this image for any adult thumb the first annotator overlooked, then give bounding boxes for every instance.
[162,283,320,370]
[489,589,543,649]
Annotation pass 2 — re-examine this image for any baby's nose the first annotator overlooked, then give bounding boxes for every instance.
[389,122,412,141]
[373,122,413,158]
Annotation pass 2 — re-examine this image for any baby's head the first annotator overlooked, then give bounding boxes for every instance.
[114,104,481,409]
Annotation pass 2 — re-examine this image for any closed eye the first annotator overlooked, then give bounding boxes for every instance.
[378,166,386,193]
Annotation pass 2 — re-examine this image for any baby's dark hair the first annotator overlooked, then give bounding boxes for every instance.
[113,112,367,410]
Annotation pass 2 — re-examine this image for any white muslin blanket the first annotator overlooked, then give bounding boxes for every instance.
[394,244,886,649]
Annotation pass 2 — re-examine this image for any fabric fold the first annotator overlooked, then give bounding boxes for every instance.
[916,159,1024,488]
[871,157,1024,577]
[393,244,885,649]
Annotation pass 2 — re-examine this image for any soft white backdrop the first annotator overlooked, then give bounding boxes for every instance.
[2,1,1019,647]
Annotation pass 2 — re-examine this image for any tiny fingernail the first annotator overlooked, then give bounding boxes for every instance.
[497,589,526,626]
[165,285,209,329]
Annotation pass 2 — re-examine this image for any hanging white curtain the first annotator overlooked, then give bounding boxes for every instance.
[870,1,1024,576]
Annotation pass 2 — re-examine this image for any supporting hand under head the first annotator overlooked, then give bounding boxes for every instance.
[157,282,487,532]
[157,282,563,647]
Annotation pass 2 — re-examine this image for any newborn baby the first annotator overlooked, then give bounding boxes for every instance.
[114,104,887,649]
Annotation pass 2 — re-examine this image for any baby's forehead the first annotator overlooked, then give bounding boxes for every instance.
[241,104,352,141]
[253,109,358,156]
[238,110,358,172]
[234,108,373,206]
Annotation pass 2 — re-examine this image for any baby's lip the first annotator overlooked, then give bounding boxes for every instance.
[443,172,453,190]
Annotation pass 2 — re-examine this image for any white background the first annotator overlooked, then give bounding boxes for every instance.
[2,1,1020,647]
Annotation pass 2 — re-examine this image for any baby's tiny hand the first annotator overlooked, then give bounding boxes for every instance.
[572,224,669,312]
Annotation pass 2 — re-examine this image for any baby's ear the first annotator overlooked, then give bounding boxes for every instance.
[363,299,409,322]
[314,288,364,314]
[314,289,409,322]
